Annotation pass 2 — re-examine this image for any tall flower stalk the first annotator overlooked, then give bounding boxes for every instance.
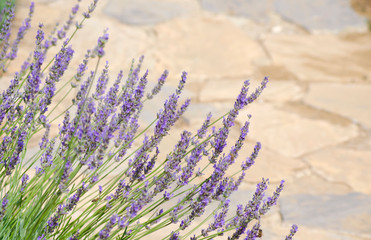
[0,0,297,239]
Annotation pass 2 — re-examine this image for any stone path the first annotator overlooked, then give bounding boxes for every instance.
[6,0,371,239]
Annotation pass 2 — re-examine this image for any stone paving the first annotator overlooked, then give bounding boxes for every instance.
[4,0,371,239]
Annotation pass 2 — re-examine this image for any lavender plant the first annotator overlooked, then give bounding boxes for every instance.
[0,0,298,239]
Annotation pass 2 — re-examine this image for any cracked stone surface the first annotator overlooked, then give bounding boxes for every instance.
[304,147,371,194]
[304,83,371,129]
[264,34,371,82]
[104,0,198,25]
[279,192,371,235]
[237,104,359,157]
[199,0,272,23]
[274,0,368,32]
[6,0,371,239]
[151,17,266,79]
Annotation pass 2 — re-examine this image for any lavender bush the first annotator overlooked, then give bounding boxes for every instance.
[0,0,298,239]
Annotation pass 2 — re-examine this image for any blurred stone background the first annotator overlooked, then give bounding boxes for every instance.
[2,0,371,239]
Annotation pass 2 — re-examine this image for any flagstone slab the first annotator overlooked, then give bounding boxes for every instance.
[152,17,266,79]
[274,0,367,32]
[104,0,198,25]
[265,223,370,240]
[304,148,371,194]
[304,83,371,129]
[199,0,272,23]
[284,174,352,195]
[279,192,371,235]
[264,34,371,82]
[236,104,359,158]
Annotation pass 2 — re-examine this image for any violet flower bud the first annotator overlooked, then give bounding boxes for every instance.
[285,224,298,240]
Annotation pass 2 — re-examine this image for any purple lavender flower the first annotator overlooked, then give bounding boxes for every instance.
[59,159,73,192]
[57,2,80,39]
[93,61,109,99]
[244,221,261,240]
[151,209,164,225]
[39,123,50,149]
[228,171,246,193]
[176,72,187,95]
[228,179,269,240]
[178,140,208,185]
[40,44,74,113]
[93,29,109,58]
[20,174,29,192]
[6,129,27,175]
[37,234,45,240]
[24,24,45,103]
[188,121,251,221]
[164,131,191,176]
[127,181,151,218]
[90,174,99,184]
[65,183,87,212]
[285,224,298,240]
[6,2,33,61]
[43,183,87,237]
[82,0,99,18]
[117,215,128,229]
[111,179,130,200]
[212,177,229,201]
[242,142,261,170]
[147,70,168,99]
[0,1,14,42]
[259,180,285,215]
[169,232,180,240]
[163,191,173,201]
[209,77,268,164]
[74,50,91,82]
[196,113,212,138]
[69,230,79,240]
[40,138,56,169]
[202,200,230,236]
[0,135,12,165]
[0,194,8,221]
[45,204,65,234]
[0,1,14,69]
[99,214,118,239]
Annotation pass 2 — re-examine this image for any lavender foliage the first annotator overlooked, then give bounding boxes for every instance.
[0,1,297,239]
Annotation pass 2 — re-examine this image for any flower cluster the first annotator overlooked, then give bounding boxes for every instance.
[0,0,298,239]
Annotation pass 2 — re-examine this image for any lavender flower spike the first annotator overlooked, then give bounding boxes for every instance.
[7,2,34,61]
[285,224,298,240]
[20,174,30,192]
[202,200,230,237]
[82,0,99,19]
[0,194,9,221]
[93,28,109,58]
[99,214,118,239]
[259,180,285,215]
[147,70,168,99]
[241,142,261,170]
[244,221,262,240]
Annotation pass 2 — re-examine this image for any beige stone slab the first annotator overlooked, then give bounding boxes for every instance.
[304,83,371,129]
[264,33,371,82]
[152,16,266,79]
[237,104,359,157]
[304,147,371,194]
[284,174,352,195]
[265,223,371,240]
